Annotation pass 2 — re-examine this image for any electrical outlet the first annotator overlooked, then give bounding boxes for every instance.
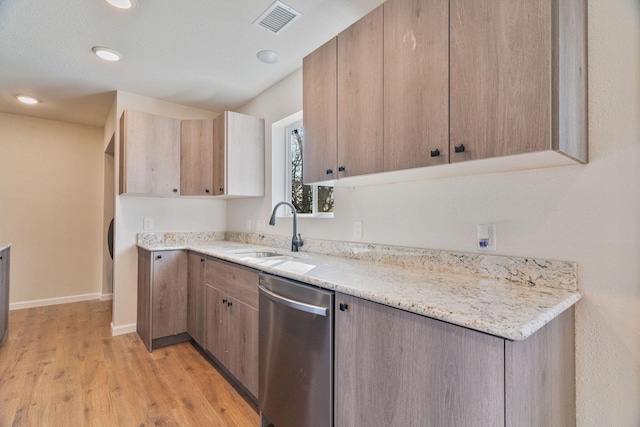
[245,219,252,231]
[143,218,153,230]
[256,219,265,233]
[353,221,363,239]
[477,224,496,251]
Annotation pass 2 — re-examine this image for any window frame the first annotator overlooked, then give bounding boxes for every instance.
[283,120,334,218]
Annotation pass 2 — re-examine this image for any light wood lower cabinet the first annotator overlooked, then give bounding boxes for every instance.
[204,258,259,397]
[335,293,576,427]
[0,247,10,345]
[187,252,206,346]
[335,293,504,426]
[137,248,188,351]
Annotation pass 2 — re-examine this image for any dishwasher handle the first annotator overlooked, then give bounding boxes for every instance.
[259,284,328,317]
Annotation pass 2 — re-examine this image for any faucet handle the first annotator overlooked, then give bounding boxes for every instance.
[296,234,304,247]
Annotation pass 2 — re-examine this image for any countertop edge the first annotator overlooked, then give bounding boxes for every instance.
[137,243,582,341]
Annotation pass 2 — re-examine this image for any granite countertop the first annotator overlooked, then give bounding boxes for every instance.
[137,236,582,341]
[0,244,10,252]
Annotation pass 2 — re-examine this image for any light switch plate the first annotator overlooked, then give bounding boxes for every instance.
[143,217,153,230]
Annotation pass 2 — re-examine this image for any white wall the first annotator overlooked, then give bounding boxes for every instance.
[110,91,227,333]
[0,112,104,305]
[232,1,640,425]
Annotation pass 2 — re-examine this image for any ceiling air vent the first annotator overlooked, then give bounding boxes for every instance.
[253,1,302,34]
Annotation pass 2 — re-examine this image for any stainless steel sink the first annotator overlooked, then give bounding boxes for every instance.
[231,250,285,259]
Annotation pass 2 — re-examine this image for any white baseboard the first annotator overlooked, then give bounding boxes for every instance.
[9,293,101,311]
[111,321,137,336]
[100,293,114,301]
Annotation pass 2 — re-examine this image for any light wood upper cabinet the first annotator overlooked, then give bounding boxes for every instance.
[302,0,587,184]
[181,119,214,196]
[337,5,384,178]
[383,0,449,170]
[450,0,587,163]
[212,111,265,198]
[302,38,338,184]
[119,110,181,196]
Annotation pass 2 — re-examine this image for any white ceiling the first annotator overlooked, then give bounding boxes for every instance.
[0,0,384,127]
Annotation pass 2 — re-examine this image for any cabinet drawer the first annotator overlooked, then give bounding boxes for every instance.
[206,258,259,309]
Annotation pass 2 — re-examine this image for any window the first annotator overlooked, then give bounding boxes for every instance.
[286,121,333,215]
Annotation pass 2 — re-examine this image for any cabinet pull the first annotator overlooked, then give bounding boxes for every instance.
[326,169,333,175]
[219,187,224,192]
[200,258,205,263]
[338,166,346,172]
[222,298,227,304]
[227,301,232,307]
[0,256,3,260]
[156,255,162,259]
[205,189,210,193]
[173,188,178,193]
[430,149,440,157]
[454,144,465,153]
[339,303,348,311]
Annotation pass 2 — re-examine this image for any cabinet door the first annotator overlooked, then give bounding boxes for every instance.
[0,248,9,344]
[180,119,213,196]
[335,293,505,426]
[204,285,229,365]
[303,38,338,184]
[337,5,384,178]
[212,113,226,196]
[151,251,187,339]
[227,298,259,397]
[206,258,259,310]
[226,112,265,197]
[119,110,181,195]
[187,253,206,345]
[450,0,551,162]
[383,0,449,171]
[137,248,152,350]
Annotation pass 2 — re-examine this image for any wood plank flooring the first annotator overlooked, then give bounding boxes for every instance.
[0,300,260,426]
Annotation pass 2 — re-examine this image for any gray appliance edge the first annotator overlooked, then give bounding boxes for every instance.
[258,273,334,427]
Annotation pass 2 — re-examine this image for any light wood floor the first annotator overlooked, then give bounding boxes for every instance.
[0,300,260,426]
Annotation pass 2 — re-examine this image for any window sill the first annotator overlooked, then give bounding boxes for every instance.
[277,212,334,219]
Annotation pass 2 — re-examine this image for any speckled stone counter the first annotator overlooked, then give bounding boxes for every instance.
[0,244,10,252]
[137,232,581,341]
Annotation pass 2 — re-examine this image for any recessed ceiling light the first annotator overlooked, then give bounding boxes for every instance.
[257,50,279,64]
[105,0,135,9]
[92,46,122,62]
[16,95,40,105]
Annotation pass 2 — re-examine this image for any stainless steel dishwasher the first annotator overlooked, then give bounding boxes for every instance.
[258,274,334,427]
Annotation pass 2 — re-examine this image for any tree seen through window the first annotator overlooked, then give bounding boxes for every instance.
[290,126,333,214]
